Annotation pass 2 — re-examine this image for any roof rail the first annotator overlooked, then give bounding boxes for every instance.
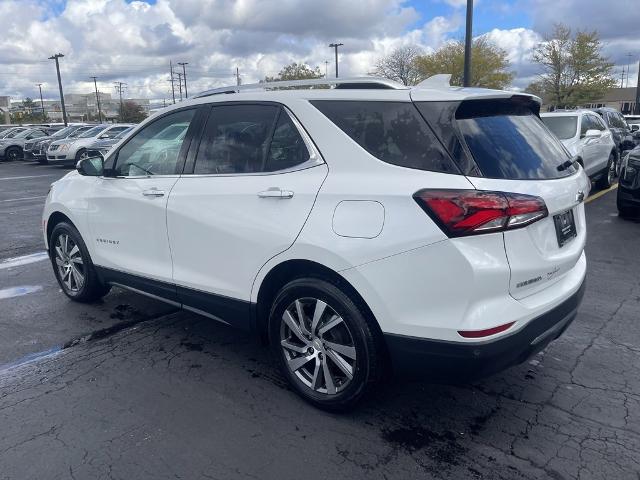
[193,76,407,98]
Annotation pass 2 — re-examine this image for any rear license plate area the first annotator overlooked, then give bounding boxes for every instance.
[553,209,577,247]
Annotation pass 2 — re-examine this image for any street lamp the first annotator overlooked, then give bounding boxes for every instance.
[329,43,344,78]
[48,53,68,126]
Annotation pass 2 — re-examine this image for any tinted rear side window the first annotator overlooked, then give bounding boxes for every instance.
[311,101,459,174]
[455,100,575,179]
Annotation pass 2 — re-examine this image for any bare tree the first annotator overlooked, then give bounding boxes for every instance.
[373,45,424,86]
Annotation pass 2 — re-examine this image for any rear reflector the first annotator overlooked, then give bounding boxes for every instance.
[458,321,515,338]
[413,189,548,237]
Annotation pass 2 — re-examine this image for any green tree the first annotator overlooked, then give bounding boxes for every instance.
[373,45,424,86]
[265,62,324,82]
[532,24,616,108]
[120,101,147,123]
[10,97,48,123]
[414,37,514,89]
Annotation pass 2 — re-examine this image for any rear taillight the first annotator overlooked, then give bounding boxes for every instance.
[413,189,548,237]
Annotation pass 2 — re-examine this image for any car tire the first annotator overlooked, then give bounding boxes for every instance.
[4,146,22,162]
[75,149,88,163]
[49,221,111,303]
[268,277,382,411]
[596,152,616,189]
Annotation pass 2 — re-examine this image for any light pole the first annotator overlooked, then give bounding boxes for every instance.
[36,83,45,120]
[329,43,343,78]
[177,72,183,101]
[463,0,474,87]
[48,53,68,126]
[178,62,188,98]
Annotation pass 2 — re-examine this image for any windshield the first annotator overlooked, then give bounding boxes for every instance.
[541,116,578,140]
[114,127,133,139]
[51,126,76,138]
[15,129,37,139]
[455,100,575,180]
[69,127,92,138]
[78,125,108,138]
[2,128,25,139]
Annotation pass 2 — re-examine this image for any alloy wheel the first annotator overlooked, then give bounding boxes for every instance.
[7,149,19,161]
[608,156,616,185]
[280,297,357,395]
[54,233,85,293]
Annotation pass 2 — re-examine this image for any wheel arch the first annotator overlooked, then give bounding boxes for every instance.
[46,211,76,249]
[253,259,384,347]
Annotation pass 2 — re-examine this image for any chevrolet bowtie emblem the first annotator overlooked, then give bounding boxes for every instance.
[576,190,585,203]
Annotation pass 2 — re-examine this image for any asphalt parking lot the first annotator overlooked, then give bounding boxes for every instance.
[0,161,639,480]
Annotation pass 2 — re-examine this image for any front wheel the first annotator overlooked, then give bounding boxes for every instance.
[4,146,21,162]
[269,277,382,411]
[50,222,111,302]
[75,149,88,163]
[596,152,616,189]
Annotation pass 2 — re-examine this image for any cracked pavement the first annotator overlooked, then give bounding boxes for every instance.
[0,163,639,479]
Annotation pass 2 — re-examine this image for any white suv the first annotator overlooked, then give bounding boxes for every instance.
[47,123,134,165]
[43,77,589,409]
[541,110,617,188]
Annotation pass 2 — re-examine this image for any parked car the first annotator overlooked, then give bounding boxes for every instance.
[47,124,134,166]
[541,110,617,188]
[43,76,589,409]
[592,107,635,155]
[85,126,134,158]
[624,115,640,131]
[617,146,640,217]
[25,125,92,163]
[0,126,28,139]
[0,127,49,162]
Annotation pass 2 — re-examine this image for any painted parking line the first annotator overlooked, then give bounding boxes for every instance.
[0,252,49,270]
[0,195,46,203]
[585,183,618,204]
[0,175,58,181]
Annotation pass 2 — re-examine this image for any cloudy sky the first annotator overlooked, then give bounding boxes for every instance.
[1,0,638,103]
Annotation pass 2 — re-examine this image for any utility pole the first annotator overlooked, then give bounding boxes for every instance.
[36,83,45,120]
[329,43,343,78]
[114,82,127,122]
[178,62,188,98]
[169,60,176,104]
[635,60,640,115]
[48,53,68,126]
[177,72,183,101]
[90,76,103,122]
[621,68,626,89]
[625,53,634,88]
[463,0,474,87]
[236,67,241,86]
[324,60,329,78]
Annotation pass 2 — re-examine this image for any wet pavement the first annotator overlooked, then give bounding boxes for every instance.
[0,161,639,479]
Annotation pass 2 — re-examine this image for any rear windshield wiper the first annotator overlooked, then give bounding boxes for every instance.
[557,155,579,172]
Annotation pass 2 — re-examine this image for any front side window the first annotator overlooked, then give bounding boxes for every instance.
[590,114,607,131]
[541,115,577,140]
[312,100,458,174]
[113,108,196,177]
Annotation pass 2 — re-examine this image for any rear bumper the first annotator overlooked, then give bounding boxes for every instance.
[384,277,586,381]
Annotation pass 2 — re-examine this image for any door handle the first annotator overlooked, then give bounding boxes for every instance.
[142,188,165,197]
[257,188,294,199]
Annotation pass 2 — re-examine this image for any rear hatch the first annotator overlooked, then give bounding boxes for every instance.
[415,97,590,299]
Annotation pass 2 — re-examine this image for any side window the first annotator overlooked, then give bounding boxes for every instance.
[113,108,195,177]
[194,104,279,174]
[580,115,591,136]
[103,127,129,138]
[592,115,607,130]
[263,111,310,172]
[312,100,458,174]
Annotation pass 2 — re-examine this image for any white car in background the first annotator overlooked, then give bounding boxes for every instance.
[47,124,134,166]
[541,110,617,189]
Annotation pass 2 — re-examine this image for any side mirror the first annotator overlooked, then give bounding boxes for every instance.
[76,156,104,176]
[631,125,639,132]
[584,129,602,139]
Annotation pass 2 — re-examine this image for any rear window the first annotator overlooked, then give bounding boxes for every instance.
[455,100,575,179]
[541,115,577,140]
[311,100,459,174]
